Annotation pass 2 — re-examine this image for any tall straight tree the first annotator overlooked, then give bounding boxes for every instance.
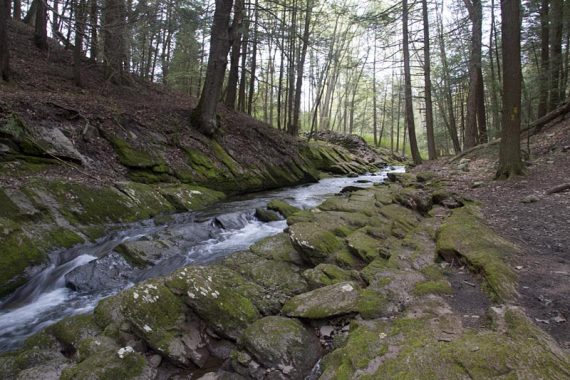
[192,0,234,136]
[0,0,8,81]
[289,0,312,136]
[422,0,436,160]
[549,0,563,110]
[496,0,523,178]
[224,0,244,109]
[103,0,127,81]
[463,0,484,148]
[403,0,422,164]
[34,0,47,50]
[537,0,549,118]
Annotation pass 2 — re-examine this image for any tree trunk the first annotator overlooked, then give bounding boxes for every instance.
[549,0,563,110]
[436,3,461,153]
[224,0,243,109]
[12,0,20,20]
[34,0,48,50]
[496,0,523,178]
[488,0,501,133]
[463,0,483,148]
[0,0,8,81]
[103,0,127,81]
[537,0,549,118]
[403,0,422,164]
[247,0,258,115]
[89,0,98,60]
[422,0,436,159]
[73,0,87,86]
[191,0,234,136]
[289,0,312,136]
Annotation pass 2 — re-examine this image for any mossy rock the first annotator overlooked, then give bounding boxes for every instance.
[165,266,261,340]
[318,195,377,217]
[249,233,304,265]
[267,199,301,218]
[46,314,101,350]
[288,222,343,265]
[109,137,164,169]
[60,348,152,380]
[413,280,453,296]
[237,316,322,378]
[285,209,315,225]
[282,281,360,319]
[346,229,384,263]
[222,251,308,300]
[121,280,206,367]
[302,263,359,288]
[115,240,170,267]
[393,188,433,214]
[0,231,44,297]
[333,247,364,269]
[356,288,389,319]
[436,205,518,302]
[321,306,570,379]
[379,203,420,235]
[253,208,281,222]
[115,182,176,217]
[157,184,225,211]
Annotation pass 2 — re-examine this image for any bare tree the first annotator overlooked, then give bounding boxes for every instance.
[403,0,422,164]
[496,0,523,178]
[191,0,234,136]
[422,0,436,159]
[0,0,8,81]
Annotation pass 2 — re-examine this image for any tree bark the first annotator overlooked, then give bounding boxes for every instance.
[463,0,483,149]
[224,0,243,109]
[191,0,234,136]
[403,0,422,164]
[549,0,563,110]
[422,0,436,159]
[34,0,48,50]
[0,0,8,81]
[103,0,127,81]
[537,0,549,118]
[12,0,20,20]
[247,0,258,115]
[89,0,98,60]
[289,0,312,136]
[496,0,523,178]
[73,0,87,86]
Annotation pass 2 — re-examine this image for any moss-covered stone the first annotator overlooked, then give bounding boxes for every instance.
[115,181,175,217]
[436,205,518,302]
[356,288,389,319]
[254,207,281,222]
[0,230,44,296]
[46,314,101,350]
[249,233,304,265]
[413,280,453,296]
[60,348,150,380]
[165,266,261,340]
[109,137,164,169]
[288,222,343,265]
[237,316,321,378]
[158,184,225,211]
[267,199,301,218]
[380,203,420,236]
[346,229,384,263]
[282,281,360,319]
[302,263,359,288]
[115,240,170,267]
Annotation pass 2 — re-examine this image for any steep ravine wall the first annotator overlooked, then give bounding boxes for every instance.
[0,109,389,298]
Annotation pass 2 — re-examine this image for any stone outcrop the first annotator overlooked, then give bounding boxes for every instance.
[2,172,569,379]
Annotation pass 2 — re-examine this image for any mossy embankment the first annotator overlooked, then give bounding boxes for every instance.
[0,93,396,298]
[2,171,568,379]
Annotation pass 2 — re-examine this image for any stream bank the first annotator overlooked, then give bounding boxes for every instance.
[1,171,568,379]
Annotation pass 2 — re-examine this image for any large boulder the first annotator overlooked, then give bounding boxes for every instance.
[234,316,322,379]
[288,222,343,265]
[281,281,360,319]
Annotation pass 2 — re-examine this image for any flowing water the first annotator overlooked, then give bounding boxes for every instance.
[0,167,404,351]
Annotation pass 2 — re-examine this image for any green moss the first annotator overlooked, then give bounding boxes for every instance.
[380,203,420,234]
[436,205,518,302]
[357,289,389,319]
[158,184,225,211]
[420,264,446,281]
[109,137,163,169]
[115,181,176,218]
[46,314,100,348]
[334,248,363,269]
[211,141,240,175]
[41,228,83,250]
[250,233,303,264]
[303,264,357,287]
[413,280,453,296]
[267,199,301,218]
[0,189,24,221]
[288,222,343,265]
[60,349,147,380]
[0,231,44,297]
[346,229,383,262]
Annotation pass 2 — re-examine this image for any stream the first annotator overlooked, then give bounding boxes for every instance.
[0,167,404,351]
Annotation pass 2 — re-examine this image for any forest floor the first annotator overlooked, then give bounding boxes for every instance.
[415,117,570,350]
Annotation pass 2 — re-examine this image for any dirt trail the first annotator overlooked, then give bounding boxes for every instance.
[416,118,570,349]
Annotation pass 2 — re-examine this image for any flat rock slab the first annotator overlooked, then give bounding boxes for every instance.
[282,281,360,319]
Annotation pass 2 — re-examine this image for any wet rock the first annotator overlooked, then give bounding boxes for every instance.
[197,370,246,380]
[115,240,171,267]
[165,266,261,340]
[282,282,360,319]
[250,233,304,266]
[254,208,281,222]
[339,186,366,194]
[65,253,134,292]
[288,222,343,265]
[214,212,251,230]
[267,199,301,218]
[347,172,359,178]
[236,316,321,379]
[303,264,360,288]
